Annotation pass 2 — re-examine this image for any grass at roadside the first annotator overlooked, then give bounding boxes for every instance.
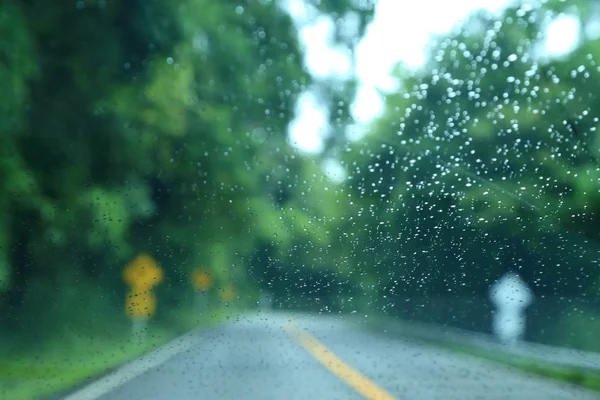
[360,317,600,393]
[440,341,600,392]
[0,307,227,400]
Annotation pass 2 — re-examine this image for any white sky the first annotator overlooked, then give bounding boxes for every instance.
[284,0,581,171]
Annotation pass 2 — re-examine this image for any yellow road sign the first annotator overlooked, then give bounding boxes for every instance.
[192,268,213,290]
[123,254,163,319]
[219,285,237,302]
[125,288,156,318]
[123,253,163,290]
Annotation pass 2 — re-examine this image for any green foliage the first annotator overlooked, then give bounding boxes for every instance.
[0,0,335,337]
[0,0,377,351]
[340,4,600,300]
[0,3,37,133]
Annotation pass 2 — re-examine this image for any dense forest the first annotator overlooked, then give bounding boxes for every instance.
[2,0,600,396]
[0,0,370,337]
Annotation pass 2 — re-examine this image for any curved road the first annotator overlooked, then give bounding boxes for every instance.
[67,311,598,400]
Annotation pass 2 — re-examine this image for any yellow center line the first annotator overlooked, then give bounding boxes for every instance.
[284,323,397,400]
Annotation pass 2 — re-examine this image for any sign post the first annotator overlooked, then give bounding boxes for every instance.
[191,268,213,312]
[489,272,533,345]
[257,291,273,311]
[123,254,163,342]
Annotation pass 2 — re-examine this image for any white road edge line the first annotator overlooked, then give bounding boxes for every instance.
[63,330,201,400]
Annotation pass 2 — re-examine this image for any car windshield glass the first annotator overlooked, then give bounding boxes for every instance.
[2,1,600,399]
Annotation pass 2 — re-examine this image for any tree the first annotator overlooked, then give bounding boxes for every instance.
[338,3,600,302]
[0,0,321,336]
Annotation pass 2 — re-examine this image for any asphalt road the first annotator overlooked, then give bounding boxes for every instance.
[70,311,599,400]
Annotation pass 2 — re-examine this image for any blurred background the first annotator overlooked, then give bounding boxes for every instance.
[2,0,600,398]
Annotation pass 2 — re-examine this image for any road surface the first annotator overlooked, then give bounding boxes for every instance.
[67,311,599,400]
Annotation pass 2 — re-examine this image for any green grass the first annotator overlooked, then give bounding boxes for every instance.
[361,318,600,393]
[0,308,227,400]
[440,341,600,392]
[520,363,600,391]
